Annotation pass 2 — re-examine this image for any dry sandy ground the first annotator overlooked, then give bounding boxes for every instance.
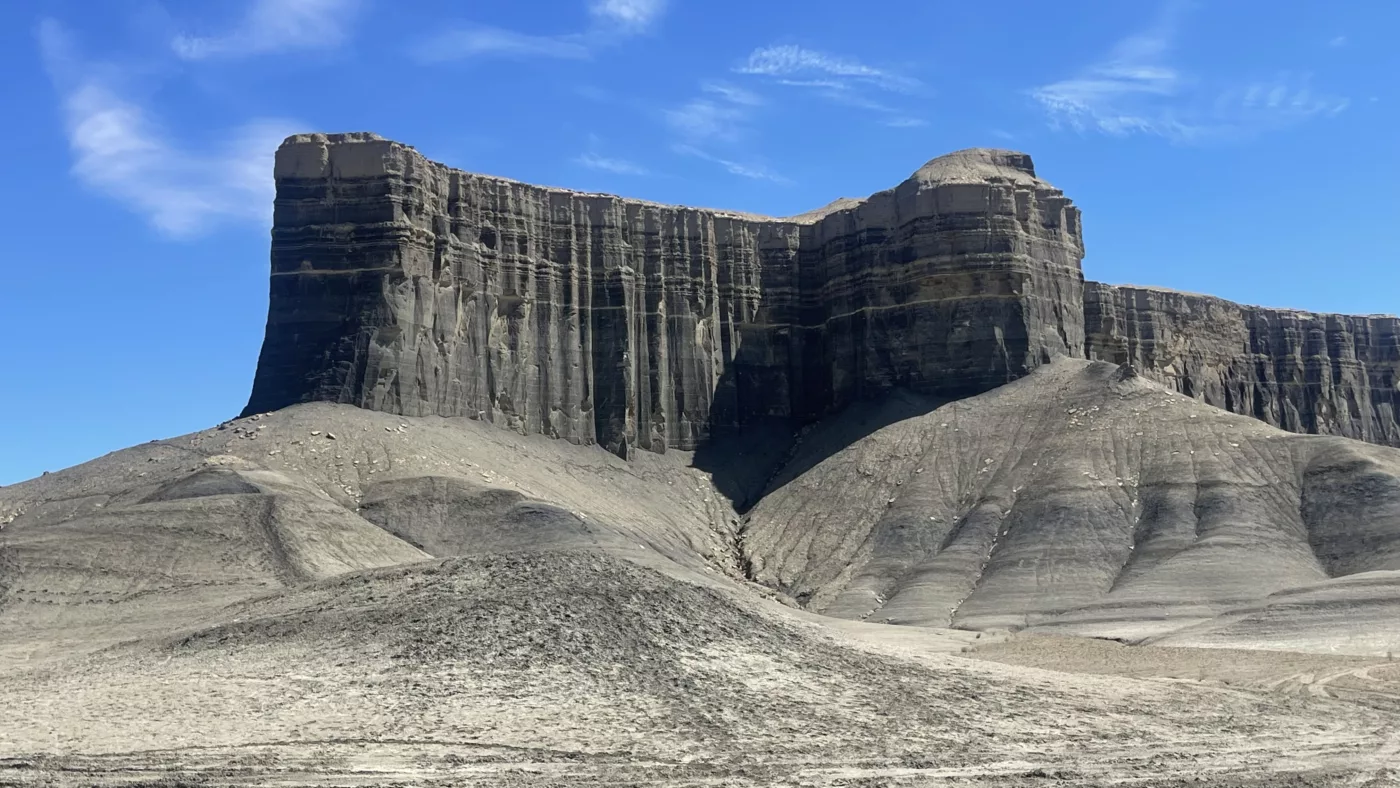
[3,361,1400,785]
[3,551,1399,786]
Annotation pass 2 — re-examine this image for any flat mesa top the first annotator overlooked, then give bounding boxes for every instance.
[276,132,1056,225]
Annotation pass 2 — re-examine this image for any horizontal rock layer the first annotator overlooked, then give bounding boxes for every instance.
[243,132,1398,451]
[244,133,1086,456]
[1085,283,1400,446]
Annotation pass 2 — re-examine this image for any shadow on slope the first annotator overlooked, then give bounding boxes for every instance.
[692,391,944,512]
[741,358,1400,653]
[358,476,634,556]
[0,400,762,668]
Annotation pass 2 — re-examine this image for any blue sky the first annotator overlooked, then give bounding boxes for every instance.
[1,0,1396,484]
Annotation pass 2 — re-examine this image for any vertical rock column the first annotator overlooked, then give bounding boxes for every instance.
[243,135,1093,455]
[1085,282,1400,446]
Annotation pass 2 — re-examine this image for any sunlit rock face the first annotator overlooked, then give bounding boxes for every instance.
[1084,283,1400,447]
[243,132,1398,453]
[243,134,1086,456]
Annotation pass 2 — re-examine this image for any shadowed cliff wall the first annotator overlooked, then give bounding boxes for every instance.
[243,132,1399,452]
[244,133,1085,456]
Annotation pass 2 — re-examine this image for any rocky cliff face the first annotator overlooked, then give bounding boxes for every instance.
[243,132,1398,452]
[244,133,1086,456]
[1085,283,1400,446]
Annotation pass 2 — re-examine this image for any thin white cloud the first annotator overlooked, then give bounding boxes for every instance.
[414,27,590,62]
[736,45,920,92]
[665,98,747,143]
[1228,74,1350,122]
[882,117,927,128]
[40,19,298,237]
[816,84,898,113]
[734,44,923,123]
[1328,35,1348,48]
[574,152,648,175]
[662,79,774,175]
[589,0,666,31]
[1030,3,1348,142]
[702,81,763,106]
[172,0,360,60]
[673,144,789,184]
[422,0,664,62]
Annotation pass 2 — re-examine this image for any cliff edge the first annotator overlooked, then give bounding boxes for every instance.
[244,133,1086,456]
[243,132,1399,451]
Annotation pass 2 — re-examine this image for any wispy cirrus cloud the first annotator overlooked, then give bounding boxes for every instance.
[673,145,788,184]
[588,0,667,31]
[40,19,298,237]
[415,27,590,62]
[1030,3,1348,142]
[574,152,649,175]
[733,44,926,127]
[652,72,783,182]
[418,0,665,63]
[736,45,919,92]
[661,82,763,144]
[172,0,361,60]
[665,97,748,144]
[701,81,763,106]
[662,79,786,181]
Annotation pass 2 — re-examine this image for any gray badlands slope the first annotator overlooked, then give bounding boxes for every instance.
[745,360,1400,653]
[0,402,740,667]
[4,359,1400,785]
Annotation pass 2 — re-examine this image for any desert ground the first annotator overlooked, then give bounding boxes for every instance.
[3,360,1399,786]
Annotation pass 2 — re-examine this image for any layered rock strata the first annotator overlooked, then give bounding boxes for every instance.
[1085,284,1400,447]
[244,133,1086,456]
[243,132,1399,452]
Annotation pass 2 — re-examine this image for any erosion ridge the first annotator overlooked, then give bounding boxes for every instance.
[243,131,1399,454]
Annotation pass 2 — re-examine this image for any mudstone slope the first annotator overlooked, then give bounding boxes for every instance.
[244,132,1399,453]
[4,396,1400,785]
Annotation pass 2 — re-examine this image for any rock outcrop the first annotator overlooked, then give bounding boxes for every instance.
[244,133,1086,456]
[244,132,1399,451]
[1085,283,1400,447]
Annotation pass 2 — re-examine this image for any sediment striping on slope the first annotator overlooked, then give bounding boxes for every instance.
[742,358,1400,648]
[243,131,1400,452]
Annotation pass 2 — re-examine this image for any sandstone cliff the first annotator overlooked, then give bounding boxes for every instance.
[1085,283,1400,446]
[243,132,1399,451]
[244,133,1086,456]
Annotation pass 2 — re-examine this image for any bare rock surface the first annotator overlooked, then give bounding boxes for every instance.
[242,132,1399,453]
[0,405,753,672]
[1086,282,1400,446]
[245,134,1086,457]
[6,134,1400,784]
